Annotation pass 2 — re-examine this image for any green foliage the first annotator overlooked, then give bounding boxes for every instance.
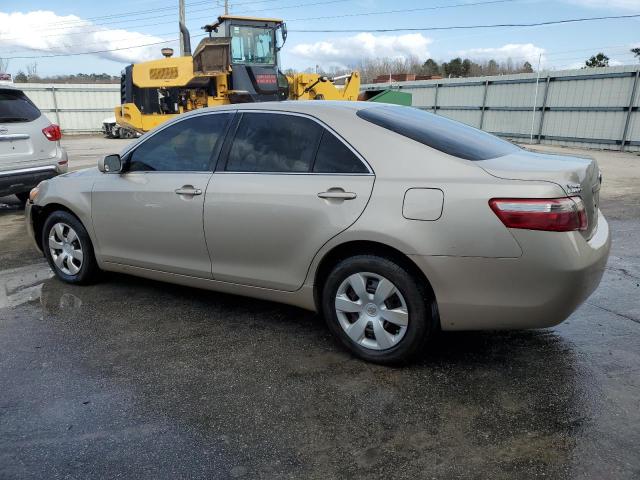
[421,58,440,76]
[584,53,609,68]
[13,71,28,82]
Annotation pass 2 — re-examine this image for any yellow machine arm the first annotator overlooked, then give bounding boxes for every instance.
[287,72,360,101]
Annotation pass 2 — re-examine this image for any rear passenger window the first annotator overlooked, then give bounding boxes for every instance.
[226,113,322,172]
[313,132,368,174]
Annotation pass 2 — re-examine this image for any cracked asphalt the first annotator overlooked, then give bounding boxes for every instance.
[1,137,639,479]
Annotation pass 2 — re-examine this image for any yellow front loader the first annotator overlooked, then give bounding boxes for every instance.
[116,15,360,133]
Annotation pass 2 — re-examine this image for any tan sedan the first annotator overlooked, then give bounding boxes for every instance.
[25,102,610,364]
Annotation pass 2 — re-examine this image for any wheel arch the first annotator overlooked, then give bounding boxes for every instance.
[33,203,83,252]
[312,240,437,314]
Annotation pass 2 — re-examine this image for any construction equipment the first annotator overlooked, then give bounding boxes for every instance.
[115,15,361,133]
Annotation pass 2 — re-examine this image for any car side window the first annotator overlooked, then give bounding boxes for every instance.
[128,113,231,172]
[313,131,368,174]
[226,112,322,172]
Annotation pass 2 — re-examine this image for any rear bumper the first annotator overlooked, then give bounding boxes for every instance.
[411,210,611,331]
[0,148,68,196]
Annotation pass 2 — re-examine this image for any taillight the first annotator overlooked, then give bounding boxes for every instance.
[489,197,587,232]
[42,124,62,141]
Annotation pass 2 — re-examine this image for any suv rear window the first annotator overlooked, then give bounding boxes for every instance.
[356,105,519,161]
[0,89,41,123]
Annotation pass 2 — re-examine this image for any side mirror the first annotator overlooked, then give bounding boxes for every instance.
[98,154,122,173]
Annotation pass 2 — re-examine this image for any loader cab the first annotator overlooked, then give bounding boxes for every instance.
[202,15,289,102]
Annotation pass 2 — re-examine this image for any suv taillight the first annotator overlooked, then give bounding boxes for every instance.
[42,124,62,141]
[489,197,587,232]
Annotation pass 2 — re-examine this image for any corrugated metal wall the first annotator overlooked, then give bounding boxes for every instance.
[14,65,640,151]
[363,65,640,152]
[18,83,120,134]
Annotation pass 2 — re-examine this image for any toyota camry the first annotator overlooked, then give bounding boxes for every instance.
[25,102,610,364]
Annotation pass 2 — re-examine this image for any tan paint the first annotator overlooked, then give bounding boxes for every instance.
[29,101,611,331]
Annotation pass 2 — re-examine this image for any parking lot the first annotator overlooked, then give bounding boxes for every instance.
[1,135,639,479]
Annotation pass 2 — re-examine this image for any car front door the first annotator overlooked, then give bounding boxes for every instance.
[204,111,375,291]
[92,112,233,278]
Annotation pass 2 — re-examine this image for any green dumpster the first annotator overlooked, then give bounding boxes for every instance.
[360,89,412,106]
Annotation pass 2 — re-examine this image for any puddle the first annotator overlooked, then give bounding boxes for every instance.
[0,262,54,309]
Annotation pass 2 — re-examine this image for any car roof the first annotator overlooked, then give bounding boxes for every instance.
[192,100,382,117]
[0,84,21,91]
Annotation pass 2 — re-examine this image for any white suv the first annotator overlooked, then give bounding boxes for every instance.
[0,85,67,204]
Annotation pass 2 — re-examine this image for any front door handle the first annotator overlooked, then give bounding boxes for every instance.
[175,185,202,196]
[318,189,357,200]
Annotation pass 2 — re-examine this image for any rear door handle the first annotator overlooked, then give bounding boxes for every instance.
[318,189,357,200]
[175,186,202,196]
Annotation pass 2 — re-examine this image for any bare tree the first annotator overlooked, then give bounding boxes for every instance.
[26,61,39,81]
[0,57,9,73]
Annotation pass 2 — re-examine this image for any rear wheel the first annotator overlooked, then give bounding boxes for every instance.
[42,211,100,284]
[322,255,437,365]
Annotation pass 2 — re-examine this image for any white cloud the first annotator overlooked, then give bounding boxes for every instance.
[0,11,170,63]
[565,0,640,9]
[290,33,432,69]
[456,43,546,66]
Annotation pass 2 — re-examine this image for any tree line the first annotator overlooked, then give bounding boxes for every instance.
[303,49,640,84]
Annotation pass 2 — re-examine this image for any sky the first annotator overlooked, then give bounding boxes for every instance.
[0,0,639,77]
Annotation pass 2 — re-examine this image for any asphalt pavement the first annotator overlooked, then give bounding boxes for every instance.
[0,136,638,479]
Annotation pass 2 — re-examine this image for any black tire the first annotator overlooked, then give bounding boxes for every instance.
[42,210,100,284]
[321,255,438,365]
[15,192,29,205]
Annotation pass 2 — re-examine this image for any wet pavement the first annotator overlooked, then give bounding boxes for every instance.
[1,139,639,479]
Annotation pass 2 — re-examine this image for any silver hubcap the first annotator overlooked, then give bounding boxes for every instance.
[48,222,83,276]
[335,272,409,351]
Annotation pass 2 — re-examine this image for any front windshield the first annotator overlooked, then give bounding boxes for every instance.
[230,25,276,65]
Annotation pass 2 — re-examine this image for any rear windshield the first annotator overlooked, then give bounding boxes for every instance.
[0,89,41,123]
[356,105,519,161]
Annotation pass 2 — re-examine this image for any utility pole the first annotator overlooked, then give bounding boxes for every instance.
[179,0,185,56]
[529,53,542,144]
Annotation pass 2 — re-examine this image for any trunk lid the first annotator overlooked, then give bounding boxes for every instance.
[477,149,601,238]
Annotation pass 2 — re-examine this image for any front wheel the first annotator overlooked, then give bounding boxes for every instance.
[321,255,438,365]
[42,211,100,284]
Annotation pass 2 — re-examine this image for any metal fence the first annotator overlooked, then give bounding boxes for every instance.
[14,65,640,151]
[362,65,640,152]
[18,83,120,134]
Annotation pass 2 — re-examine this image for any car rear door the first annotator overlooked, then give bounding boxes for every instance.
[204,111,375,291]
[92,112,233,278]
